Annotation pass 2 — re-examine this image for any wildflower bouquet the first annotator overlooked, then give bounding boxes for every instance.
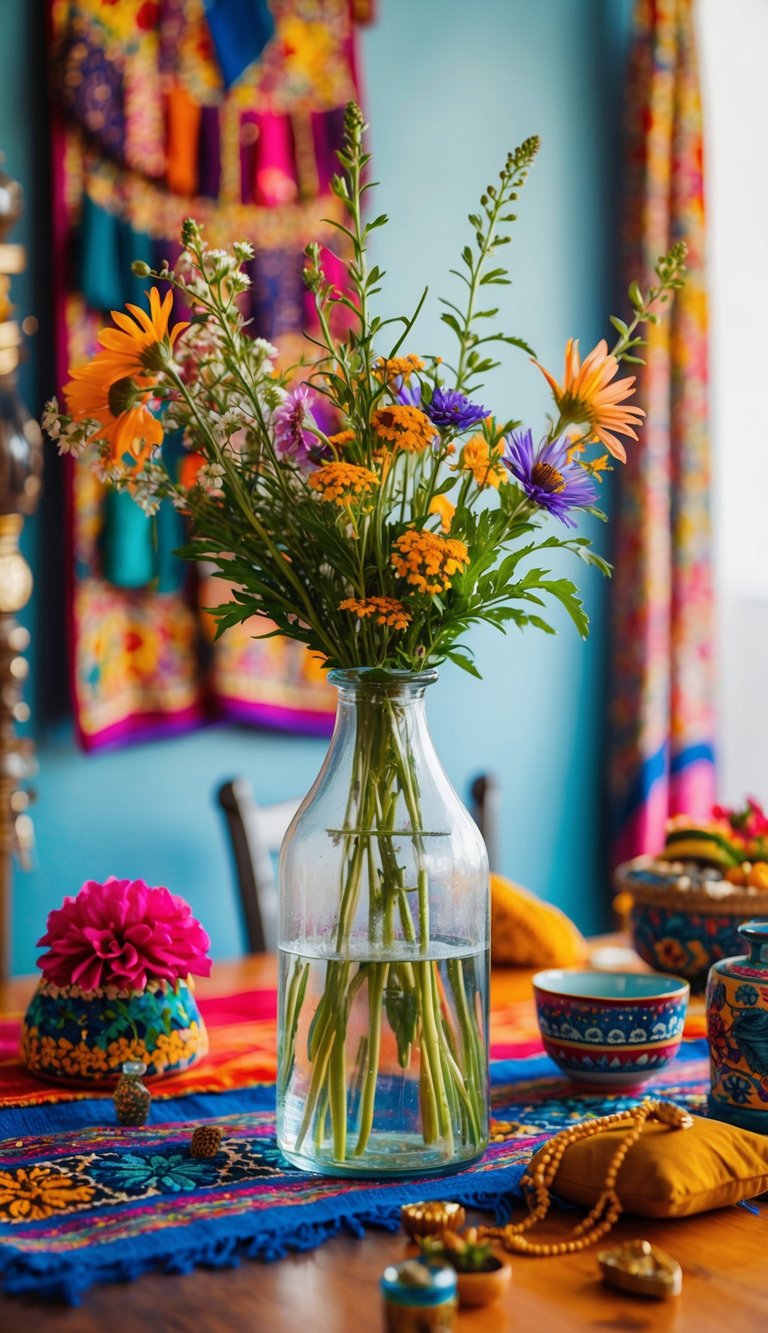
[45,103,684,1173]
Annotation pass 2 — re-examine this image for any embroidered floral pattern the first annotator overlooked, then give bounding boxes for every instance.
[0,1167,95,1223]
[90,1151,218,1195]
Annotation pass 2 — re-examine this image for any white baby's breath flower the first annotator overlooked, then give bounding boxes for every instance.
[42,397,61,439]
[233,240,255,263]
[56,421,90,457]
[197,461,225,495]
[93,457,123,484]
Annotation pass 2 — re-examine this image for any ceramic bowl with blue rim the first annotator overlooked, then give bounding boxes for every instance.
[533,970,690,1090]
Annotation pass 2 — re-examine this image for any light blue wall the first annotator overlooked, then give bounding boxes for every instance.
[2,0,630,974]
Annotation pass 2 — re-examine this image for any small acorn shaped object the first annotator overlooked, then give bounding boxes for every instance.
[113,1061,151,1126]
[190,1124,223,1158]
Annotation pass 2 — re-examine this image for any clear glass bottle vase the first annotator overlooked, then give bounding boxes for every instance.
[277,668,490,1177]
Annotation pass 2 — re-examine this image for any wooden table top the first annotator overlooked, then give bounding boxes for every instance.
[0,955,766,1333]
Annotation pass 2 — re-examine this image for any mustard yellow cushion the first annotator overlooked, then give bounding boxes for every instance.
[530,1115,768,1218]
[490,873,586,968]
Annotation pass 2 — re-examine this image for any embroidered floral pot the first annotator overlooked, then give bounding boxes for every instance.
[21,978,208,1084]
[706,921,768,1133]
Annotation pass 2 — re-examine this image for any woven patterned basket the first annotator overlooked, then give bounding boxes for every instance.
[614,858,763,989]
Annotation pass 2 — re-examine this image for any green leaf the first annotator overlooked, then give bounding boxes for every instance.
[527,615,557,635]
[445,649,482,678]
[538,578,590,638]
[440,312,463,338]
[385,982,418,1067]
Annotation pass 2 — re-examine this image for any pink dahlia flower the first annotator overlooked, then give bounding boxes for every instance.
[36,877,213,993]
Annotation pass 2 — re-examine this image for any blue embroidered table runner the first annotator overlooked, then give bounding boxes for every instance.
[0,1046,710,1303]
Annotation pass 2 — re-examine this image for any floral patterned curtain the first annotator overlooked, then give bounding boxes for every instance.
[609,0,715,860]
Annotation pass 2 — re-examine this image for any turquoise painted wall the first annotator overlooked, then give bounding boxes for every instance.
[2,0,630,975]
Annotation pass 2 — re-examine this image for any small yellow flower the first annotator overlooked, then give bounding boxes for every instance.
[458,436,506,488]
[308,461,379,505]
[371,405,437,454]
[428,494,456,532]
[339,596,412,630]
[391,529,469,595]
[373,354,424,383]
[580,453,611,483]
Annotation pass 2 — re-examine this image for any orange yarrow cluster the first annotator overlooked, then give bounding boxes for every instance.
[391,528,469,595]
[308,461,379,505]
[339,596,412,630]
[327,429,356,450]
[371,405,438,454]
[373,354,424,383]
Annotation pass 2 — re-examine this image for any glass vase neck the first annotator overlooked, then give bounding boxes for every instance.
[328,667,439,703]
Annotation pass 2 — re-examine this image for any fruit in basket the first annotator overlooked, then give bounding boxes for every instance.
[662,817,742,868]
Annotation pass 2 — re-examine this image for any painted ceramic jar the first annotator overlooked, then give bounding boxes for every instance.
[706,921,768,1133]
[21,978,208,1084]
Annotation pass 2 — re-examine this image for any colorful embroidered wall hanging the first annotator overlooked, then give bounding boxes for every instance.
[49,0,368,748]
[609,0,715,861]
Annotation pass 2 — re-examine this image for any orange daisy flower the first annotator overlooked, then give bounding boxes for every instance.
[533,338,645,462]
[339,596,412,630]
[96,287,189,382]
[64,361,163,473]
[371,405,437,454]
[391,529,469,595]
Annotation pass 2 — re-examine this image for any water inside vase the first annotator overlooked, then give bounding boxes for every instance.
[277,940,490,1177]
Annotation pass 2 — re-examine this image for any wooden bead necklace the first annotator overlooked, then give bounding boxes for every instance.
[479,1099,693,1258]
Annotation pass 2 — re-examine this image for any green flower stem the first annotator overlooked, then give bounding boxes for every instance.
[354,962,389,1156]
[313,1086,329,1152]
[449,958,484,1095]
[329,1018,348,1161]
[278,959,309,1096]
[414,959,454,1148]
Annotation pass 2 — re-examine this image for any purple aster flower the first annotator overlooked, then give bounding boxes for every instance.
[394,375,422,408]
[273,384,328,466]
[503,429,597,528]
[425,386,489,432]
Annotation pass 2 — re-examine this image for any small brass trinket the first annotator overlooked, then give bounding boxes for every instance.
[190,1125,223,1158]
[597,1240,682,1298]
[400,1201,466,1240]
